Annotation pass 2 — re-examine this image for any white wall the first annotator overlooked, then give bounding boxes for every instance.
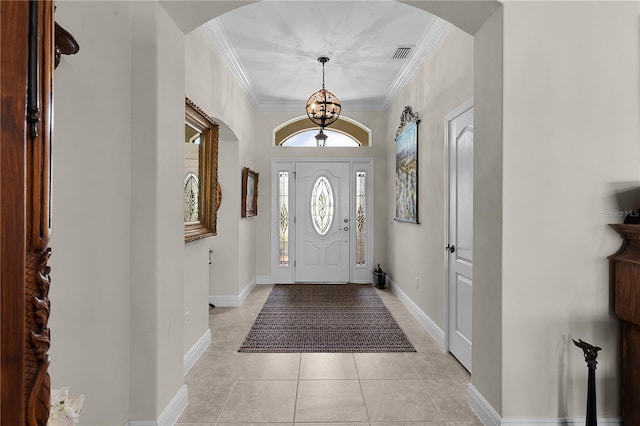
[500,1,640,418]
[471,6,503,414]
[129,2,186,418]
[129,3,160,416]
[154,3,186,413]
[184,25,256,315]
[52,1,187,424]
[252,111,388,280]
[52,5,258,422]
[386,26,474,333]
[48,0,640,424]
[210,137,241,300]
[184,239,209,354]
[51,2,132,424]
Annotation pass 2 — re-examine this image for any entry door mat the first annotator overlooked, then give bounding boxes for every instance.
[238,284,416,353]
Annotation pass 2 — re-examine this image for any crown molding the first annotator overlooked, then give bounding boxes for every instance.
[384,18,450,109]
[203,20,259,108]
[205,17,448,113]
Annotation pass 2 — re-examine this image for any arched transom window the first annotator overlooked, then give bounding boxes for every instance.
[274,116,371,147]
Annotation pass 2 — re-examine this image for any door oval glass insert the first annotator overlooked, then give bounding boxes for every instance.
[311,176,334,236]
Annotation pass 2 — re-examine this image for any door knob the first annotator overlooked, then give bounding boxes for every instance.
[445,244,455,253]
[344,227,349,231]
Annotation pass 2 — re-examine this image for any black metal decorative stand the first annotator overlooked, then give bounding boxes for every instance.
[573,339,601,426]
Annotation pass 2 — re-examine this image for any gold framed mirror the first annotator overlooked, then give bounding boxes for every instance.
[184,97,219,242]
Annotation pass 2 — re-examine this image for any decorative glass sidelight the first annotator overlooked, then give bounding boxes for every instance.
[279,172,289,266]
[356,172,366,265]
[184,172,199,222]
[311,176,334,236]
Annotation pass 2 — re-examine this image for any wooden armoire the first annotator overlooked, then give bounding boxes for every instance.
[1,1,77,424]
[609,224,640,424]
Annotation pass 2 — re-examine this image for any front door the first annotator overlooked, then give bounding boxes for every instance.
[295,161,350,282]
[446,102,474,372]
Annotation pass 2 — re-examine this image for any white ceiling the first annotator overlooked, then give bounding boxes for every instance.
[205,1,448,112]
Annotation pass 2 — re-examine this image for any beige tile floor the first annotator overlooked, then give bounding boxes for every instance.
[177,284,482,426]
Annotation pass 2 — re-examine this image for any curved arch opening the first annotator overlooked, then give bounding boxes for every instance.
[274,116,371,147]
[162,1,500,36]
[172,0,504,413]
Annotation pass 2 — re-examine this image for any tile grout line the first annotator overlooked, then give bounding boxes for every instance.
[292,353,302,424]
[213,351,246,425]
[211,291,270,426]
[353,353,373,425]
[189,284,478,425]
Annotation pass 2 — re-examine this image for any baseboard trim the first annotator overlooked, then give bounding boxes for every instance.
[500,417,621,425]
[466,383,621,426]
[183,328,211,376]
[382,281,621,426]
[388,277,445,348]
[209,294,238,306]
[239,278,256,302]
[125,385,188,426]
[157,385,188,426]
[210,279,257,307]
[467,383,500,426]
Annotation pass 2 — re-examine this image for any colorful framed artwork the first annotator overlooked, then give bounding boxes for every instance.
[394,106,420,224]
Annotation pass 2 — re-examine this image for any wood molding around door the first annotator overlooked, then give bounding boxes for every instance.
[1,2,78,424]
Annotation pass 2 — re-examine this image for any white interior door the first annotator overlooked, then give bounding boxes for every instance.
[295,162,350,282]
[446,103,474,372]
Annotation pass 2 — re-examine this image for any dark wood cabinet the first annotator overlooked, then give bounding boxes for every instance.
[1,2,77,424]
[609,224,640,425]
[1,2,54,424]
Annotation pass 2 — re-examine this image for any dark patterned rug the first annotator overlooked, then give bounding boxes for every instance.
[238,284,416,353]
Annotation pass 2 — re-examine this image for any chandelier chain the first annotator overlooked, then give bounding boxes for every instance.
[322,61,326,90]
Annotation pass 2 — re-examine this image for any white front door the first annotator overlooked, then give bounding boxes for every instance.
[446,102,474,372]
[295,162,350,282]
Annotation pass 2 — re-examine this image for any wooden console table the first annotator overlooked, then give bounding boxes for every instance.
[609,224,640,424]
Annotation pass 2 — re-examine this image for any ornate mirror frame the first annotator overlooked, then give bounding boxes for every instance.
[184,98,219,242]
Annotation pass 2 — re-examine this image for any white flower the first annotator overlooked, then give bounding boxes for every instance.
[49,387,83,426]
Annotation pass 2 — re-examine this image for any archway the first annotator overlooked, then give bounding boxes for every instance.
[48,2,505,424]
[274,115,371,147]
[160,0,504,416]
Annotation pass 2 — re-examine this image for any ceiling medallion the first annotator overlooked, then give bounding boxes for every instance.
[305,57,341,147]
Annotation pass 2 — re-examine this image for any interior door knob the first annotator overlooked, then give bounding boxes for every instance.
[344,227,349,231]
[445,244,455,253]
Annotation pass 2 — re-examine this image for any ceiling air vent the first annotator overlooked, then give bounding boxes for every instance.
[392,46,413,60]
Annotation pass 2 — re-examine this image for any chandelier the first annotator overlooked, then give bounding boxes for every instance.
[305,57,341,147]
